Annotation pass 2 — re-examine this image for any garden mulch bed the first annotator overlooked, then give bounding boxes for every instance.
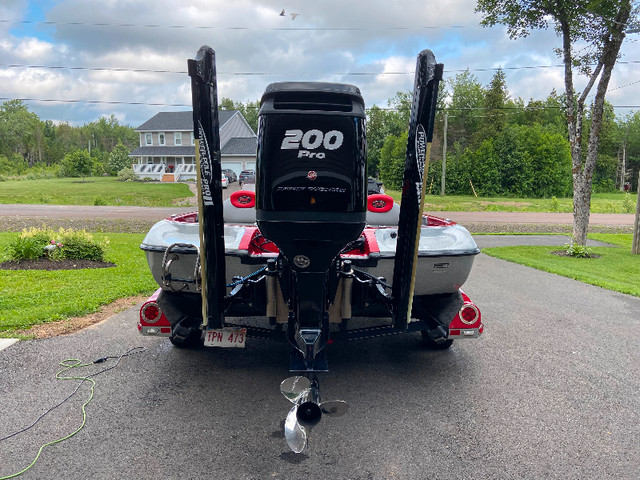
[0,259,116,270]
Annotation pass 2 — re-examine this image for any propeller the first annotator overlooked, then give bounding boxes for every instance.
[280,376,348,453]
[284,405,307,453]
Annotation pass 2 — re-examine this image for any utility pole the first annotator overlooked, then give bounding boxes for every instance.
[441,111,448,196]
[632,171,640,255]
[620,143,626,191]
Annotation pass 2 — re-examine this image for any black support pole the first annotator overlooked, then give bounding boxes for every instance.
[391,50,443,330]
[188,45,225,329]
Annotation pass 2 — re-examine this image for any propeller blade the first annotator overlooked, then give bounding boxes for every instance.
[284,405,308,453]
[280,376,311,403]
[320,400,349,417]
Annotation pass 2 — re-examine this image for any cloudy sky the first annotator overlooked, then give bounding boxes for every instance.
[1,0,639,127]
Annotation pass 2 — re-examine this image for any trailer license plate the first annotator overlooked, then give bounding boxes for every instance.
[204,328,247,348]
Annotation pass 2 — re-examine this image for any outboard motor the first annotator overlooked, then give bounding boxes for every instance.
[256,82,367,370]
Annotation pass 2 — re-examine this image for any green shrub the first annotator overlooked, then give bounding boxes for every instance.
[550,196,560,212]
[623,193,635,214]
[565,242,593,258]
[94,197,107,206]
[0,153,28,176]
[25,170,56,180]
[117,167,136,182]
[6,227,108,262]
[60,239,103,261]
[8,228,50,260]
[61,150,94,181]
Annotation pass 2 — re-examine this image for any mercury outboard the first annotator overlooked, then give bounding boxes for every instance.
[256,82,367,372]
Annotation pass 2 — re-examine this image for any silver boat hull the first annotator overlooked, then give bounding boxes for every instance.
[140,215,479,296]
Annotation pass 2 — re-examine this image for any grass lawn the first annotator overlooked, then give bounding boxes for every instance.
[385,190,638,214]
[1,227,638,337]
[482,233,640,297]
[0,231,158,336]
[0,176,193,207]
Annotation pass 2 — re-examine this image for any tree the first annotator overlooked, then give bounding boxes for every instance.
[478,69,509,143]
[444,124,571,197]
[63,150,94,181]
[378,132,408,189]
[0,99,44,165]
[365,92,412,177]
[476,0,637,245]
[81,115,138,154]
[108,142,132,174]
[445,70,486,150]
[365,105,388,177]
[618,111,640,191]
[220,98,260,133]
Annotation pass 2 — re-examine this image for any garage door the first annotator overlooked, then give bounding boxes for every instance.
[245,162,256,171]
[221,162,243,176]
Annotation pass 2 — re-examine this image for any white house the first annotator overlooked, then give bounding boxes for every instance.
[129,110,257,181]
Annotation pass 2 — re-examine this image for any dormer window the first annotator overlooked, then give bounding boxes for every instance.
[158,132,166,146]
[174,132,182,145]
[145,133,152,145]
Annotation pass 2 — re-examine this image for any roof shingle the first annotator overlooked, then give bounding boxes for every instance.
[221,137,258,155]
[129,146,195,156]
[135,110,237,131]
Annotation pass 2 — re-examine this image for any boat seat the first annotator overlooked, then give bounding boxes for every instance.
[366,194,400,226]
[223,190,256,225]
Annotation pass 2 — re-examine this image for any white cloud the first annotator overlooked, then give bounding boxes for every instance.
[13,37,54,59]
[1,0,637,126]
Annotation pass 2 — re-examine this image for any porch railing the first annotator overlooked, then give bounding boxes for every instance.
[175,164,197,181]
[132,164,164,180]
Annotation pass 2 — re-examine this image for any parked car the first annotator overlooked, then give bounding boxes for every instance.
[221,173,229,188]
[239,169,255,186]
[222,169,237,183]
[368,177,384,195]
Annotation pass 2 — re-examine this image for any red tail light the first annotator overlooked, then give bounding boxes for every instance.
[142,302,162,324]
[459,304,479,325]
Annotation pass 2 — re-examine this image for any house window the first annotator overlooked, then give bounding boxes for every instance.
[191,132,195,145]
[158,132,166,146]
[174,132,182,145]
[145,133,152,145]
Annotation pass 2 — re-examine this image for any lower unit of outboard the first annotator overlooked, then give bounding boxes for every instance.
[256,82,367,371]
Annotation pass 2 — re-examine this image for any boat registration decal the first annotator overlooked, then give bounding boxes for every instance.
[204,327,247,348]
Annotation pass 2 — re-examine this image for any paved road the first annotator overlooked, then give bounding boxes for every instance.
[1,245,638,479]
[0,182,241,221]
[0,196,635,226]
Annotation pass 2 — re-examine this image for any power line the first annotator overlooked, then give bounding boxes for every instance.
[2,97,639,110]
[0,97,191,107]
[610,78,640,91]
[0,18,476,32]
[2,60,640,77]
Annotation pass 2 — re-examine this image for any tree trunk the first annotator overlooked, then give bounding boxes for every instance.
[559,19,588,244]
[572,175,590,245]
[568,1,631,245]
[632,170,640,255]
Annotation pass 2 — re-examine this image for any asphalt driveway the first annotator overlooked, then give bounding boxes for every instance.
[1,242,638,479]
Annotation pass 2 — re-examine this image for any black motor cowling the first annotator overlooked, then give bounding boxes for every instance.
[256,82,367,273]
